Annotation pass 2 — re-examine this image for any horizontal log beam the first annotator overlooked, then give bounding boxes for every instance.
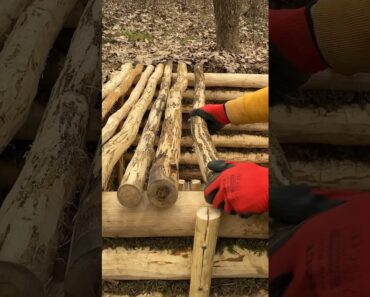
[102,246,268,280]
[272,104,370,145]
[102,191,268,238]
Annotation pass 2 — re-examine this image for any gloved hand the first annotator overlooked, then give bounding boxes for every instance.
[204,160,268,216]
[269,5,328,98]
[189,104,230,134]
[270,185,370,297]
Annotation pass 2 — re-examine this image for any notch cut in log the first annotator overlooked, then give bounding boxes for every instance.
[117,62,173,208]
[102,191,268,238]
[102,65,154,144]
[190,207,221,297]
[190,64,218,182]
[102,64,144,120]
[147,62,188,208]
[102,63,132,99]
[102,64,164,189]
[102,245,268,280]
[0,0,79,153]
[0,0,100,295]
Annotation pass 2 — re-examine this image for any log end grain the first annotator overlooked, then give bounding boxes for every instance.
[0,262,45,297]
[117,184,143,208]
[147,178,178,208]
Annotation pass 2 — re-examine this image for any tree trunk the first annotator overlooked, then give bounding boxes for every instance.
[102,63,132,99]
[213,0,241,51]
[102,245,267,280]
[190,207,221,297]
[102,191,269,238]
[117,62,173,208]
[65,143,101,297]
[102,64,164,189]
[147,62,188,208]
[102,64,144,120]
[0,0,99,295]
[102,65,154,144]
[190,64,218,182]
[0,0,78,153]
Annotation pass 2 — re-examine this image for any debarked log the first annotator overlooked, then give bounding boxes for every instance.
[102,191,268,239]
[102,245,268,280]
[102,63,132,99]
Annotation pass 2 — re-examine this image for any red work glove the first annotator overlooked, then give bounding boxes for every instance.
[204,160,268,216]
[270,185,370,297]
[269,5,328,98]
[189,104,230,134]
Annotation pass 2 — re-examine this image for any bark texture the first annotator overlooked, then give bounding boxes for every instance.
[102,65,154,144]
[102,63,132,99]
[117,62,173,208]
[213,0,241,51]
[102,64,164,189]
[0,0,78,153]
[102,191,268,238]
[0,0,100,295]
[190,64,218,181]
[147,62,188,207]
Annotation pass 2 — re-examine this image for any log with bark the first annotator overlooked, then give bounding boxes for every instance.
[269,132,292,186]
[272,104,370,145]
[102,64,164,189]
[102,245,268,280]
[147,62,188,208]
[0,0,99,295]
[190,207,221,297]
[182,89,246,102]
[65,143,101,297]
[102,65,155,144]
[102,63,132,99]
[102,191,268,238]
[190,64,218,181]
[117,62,173,208]
[0,0,79,152]
[102,64,144,120]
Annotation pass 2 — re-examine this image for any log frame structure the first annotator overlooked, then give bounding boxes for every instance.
[102,63,132,99]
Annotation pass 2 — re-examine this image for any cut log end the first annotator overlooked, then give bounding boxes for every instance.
[147,179,178,208]
[117,184,143,208]
[0,262,45,297]
[196,206,221,221]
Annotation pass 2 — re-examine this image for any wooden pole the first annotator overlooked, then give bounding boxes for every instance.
[102,64,164,189]
[102,64,144,120]
[102,191,268,238]
[102,63,132,99]
[183,121,268,132]
[0,0,99,294]
[183,89,246,102]
[190,64,218,181]
[65,142,101,297]
[269,132,292,186]
[102,65,154,144]
[147,62,188,207]
[190,207,221,297]
[0,0,79,153]
[102,245,268,280]
[190,179,202,191]
[117,62,173,208]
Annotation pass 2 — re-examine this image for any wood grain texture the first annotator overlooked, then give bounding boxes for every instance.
[117,62,173,208]
[190,207,221,297]
[102,245,267,280]
[147,62,188,207]
[102,191,268,238]
[102,64,164,189]
[102,63,132,99]
[0,0,100,295]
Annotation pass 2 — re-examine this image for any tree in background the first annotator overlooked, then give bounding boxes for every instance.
[213,0,241,52]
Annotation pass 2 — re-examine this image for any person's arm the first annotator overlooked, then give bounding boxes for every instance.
[189,87,268,134]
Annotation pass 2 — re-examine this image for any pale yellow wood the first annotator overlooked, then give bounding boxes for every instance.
[0,1,99,295]
[190,180,202,191]
[102,64,164,189]
[117,62,173,208]
[0,0,79,152]
[102,191,268,238]
[102,245,268,280]
[178,179,186,191]
[102,63,132,99]
[189,207,221,297]
[147,63,188,208]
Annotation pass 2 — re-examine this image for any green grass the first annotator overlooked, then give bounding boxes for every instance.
[122,30,155,43]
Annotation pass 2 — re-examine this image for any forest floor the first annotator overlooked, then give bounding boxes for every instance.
[102,0,268,81]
